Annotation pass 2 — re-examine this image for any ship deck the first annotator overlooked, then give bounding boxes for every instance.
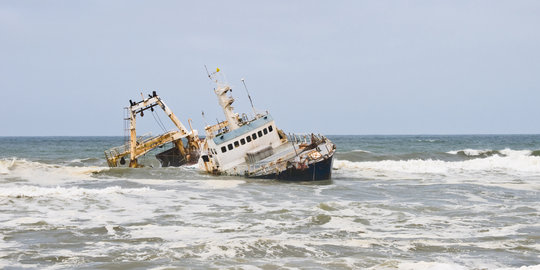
[228,137,334,177]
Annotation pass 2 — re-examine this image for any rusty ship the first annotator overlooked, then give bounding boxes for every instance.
[105,69,335,181]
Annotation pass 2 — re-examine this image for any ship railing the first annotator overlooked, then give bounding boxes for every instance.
[286,133,325,145]
[104,132,164,166]
[104,144,130,166]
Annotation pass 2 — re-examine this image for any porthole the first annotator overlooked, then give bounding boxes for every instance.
[234,141,239,148]
[269,125,273,132]
[263,128,268,135]
[221,146,227,153]
[252,133,257,140]
[247,136,252,142]
[258,130,263,137]
[240,138,246,145]
[228,144,233,150]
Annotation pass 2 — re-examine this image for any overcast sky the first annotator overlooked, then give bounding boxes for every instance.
[1,1,539,136]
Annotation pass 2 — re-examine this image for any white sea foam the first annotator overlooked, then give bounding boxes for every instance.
[417,139,436,143]
[333,150,540,189]
[499,264,540,270]
[0,158,16,175]
[0,150,537,268]
[0,158,106,184]
[446,148,532,157]
[446,149,493,156]
[395,261,467,270]
[196,179,245,189]
[352,149,372,153]
[0,185,153,199]
[499,148,533,156]
[1,184,534,268]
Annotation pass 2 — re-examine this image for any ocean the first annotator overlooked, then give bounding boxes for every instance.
[0,135,539,269]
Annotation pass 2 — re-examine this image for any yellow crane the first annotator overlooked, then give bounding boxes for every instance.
[104,91,200,168]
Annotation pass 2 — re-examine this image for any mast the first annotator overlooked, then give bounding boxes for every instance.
[208,68,240,131]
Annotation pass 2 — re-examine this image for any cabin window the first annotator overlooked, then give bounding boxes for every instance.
[246,136,252,142]
[258,130,263,137]
[221,146,227,153]
[263,128,268,135]
[240,138,246,145]
[269,125,273,132]
[234,141,239,148]
[252,133,257,140]
[228,144,233,150]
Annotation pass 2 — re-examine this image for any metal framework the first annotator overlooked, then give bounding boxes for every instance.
[105,91,199,168]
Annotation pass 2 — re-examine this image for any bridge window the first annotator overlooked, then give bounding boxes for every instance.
[252,133,257,140]
[269,125,273,132]
[246,136,252,142]
[228,144,233,150]
[221,146,227,153]
[240,138,246,145]
[234,141,239,148]
[263,128,268,135]
[258,130,263,137]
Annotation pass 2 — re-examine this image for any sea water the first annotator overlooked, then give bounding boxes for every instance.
[0,135,539,269]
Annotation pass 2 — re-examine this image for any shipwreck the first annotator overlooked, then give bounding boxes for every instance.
[105,69,335,181]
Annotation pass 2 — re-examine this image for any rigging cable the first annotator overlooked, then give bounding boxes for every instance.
[151,109,167,133]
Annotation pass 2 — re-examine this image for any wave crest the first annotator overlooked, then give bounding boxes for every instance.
[446,148,533,158]
[0,185,154,199]
[333,149,540,186]
[0,158,107,183]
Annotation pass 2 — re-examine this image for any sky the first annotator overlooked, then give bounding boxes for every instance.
[1,1,539,136]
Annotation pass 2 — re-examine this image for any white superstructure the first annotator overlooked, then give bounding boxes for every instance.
[198,69,288,174]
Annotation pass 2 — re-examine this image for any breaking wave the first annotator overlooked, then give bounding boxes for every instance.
[416,139,444,143]
[0,158,16,175]
[0,185,154,199]
[391,262,540,270]
[334,154,540,174]
[352,149,372,153]
[446,148,535,158]
[333,149,540,188]
[0,158,107,184]
[336,151,451,162]
[446,149,499,157]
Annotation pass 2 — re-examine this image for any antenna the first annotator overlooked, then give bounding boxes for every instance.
[201,110,208,127]
[241,78,257,116]
[204,65,211,79]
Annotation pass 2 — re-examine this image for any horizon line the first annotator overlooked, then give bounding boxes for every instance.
[1,133,540,137]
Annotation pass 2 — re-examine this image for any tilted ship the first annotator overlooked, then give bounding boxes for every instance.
[105,69,335,181]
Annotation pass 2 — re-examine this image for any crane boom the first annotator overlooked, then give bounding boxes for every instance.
[104,91,200,168]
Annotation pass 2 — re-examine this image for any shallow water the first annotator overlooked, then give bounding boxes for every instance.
[0,135,539,269]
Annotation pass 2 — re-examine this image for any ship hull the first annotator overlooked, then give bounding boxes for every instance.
[248,154,334,181]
